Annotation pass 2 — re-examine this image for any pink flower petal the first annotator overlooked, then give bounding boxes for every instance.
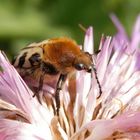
[110,13,129,45]
[131,15,140,51]
[84,26,94,54]
[0,119,52,140]
[0,52,53,123]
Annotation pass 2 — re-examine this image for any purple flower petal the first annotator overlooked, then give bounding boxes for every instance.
[84,26,94,53]
[131,15,140,51]
[110,13,129,44]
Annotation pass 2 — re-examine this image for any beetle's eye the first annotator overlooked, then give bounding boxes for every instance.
[74,63,84,71]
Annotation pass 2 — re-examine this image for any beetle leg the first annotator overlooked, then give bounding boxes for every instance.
[33,72,45,104]
[55,74,67,116]
[92,64,102,98]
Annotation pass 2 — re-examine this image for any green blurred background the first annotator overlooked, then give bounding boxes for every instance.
[0,0,139,58]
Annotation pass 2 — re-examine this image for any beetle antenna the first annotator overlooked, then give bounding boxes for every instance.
[79,24,87,32]
[92,64,102,98]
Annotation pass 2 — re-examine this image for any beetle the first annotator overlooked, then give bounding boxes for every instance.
[12,37,102,115]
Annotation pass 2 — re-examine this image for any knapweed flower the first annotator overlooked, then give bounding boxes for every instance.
[0,15,140,140]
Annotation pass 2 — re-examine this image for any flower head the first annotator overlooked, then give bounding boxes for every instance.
[0,15,140,140]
